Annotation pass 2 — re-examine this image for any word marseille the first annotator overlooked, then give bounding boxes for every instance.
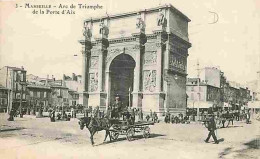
[24,3,103,10]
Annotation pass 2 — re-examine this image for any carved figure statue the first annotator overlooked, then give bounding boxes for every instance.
[83,21,92,41]
[157,9,167,30]
[99,20,109,39]
[136,16,145,33]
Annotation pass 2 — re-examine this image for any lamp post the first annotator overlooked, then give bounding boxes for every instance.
[19,80,27,118]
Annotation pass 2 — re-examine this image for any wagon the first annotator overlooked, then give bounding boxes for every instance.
[108,119,154,141]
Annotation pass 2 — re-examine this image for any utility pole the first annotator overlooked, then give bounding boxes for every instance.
[19,83,23,118]
[196,60,200,121]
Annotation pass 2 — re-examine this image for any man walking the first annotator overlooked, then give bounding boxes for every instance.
[205,114,219,144]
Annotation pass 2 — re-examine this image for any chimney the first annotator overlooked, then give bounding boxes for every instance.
[72,73,76,81]
[62,74,66,87]
[257,71,260,81]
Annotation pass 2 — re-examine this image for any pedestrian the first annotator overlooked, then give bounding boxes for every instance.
[246,110,250,124]
[50,110,55,122]
[204,114,219,144]
[8,108,15,121]
[171,114,175,124]
[140,109,143,121]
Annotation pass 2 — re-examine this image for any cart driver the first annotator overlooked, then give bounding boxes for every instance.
[113,94,122,119]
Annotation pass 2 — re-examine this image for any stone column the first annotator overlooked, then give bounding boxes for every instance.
[153,31,167,92]
[80,21,93,108]
[133,48,141,92]
[105,71,111,109]
[97,18,109,110]
[132,12,147,108]
[82,48,91,107]
[98,51,103,91]
[156,41,162,92]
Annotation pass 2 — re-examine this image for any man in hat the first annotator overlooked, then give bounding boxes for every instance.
[205,114,219,144]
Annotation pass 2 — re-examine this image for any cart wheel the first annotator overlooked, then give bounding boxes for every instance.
[126,128,135,141]
[143,126,150,138]
[111,131,119,140]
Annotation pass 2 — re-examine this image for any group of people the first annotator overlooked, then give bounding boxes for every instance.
[145,110,158,122]
[164,113,190,124]
[49,110,71,122]
[7,108,27,121]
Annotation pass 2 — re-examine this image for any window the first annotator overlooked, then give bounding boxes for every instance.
[191,93,194,100]
[33,91,37,97]
[40,92,44,98]
[14,72,17,81]
[20,73,24,82]
[37,92,40,98]
[191,86,194,91]
[30,91,33,97]
[44,92,46,98]
[16,93,21,99]
[18,84,22,91]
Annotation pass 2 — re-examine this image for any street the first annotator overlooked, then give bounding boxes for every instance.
[0,113,259,159]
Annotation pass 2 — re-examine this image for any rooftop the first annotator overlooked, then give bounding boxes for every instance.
[1,66,26,71]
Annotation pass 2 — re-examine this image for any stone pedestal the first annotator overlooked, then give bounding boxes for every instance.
[88,92,107,110]
[142,92,165,116]
[132,92,142,109]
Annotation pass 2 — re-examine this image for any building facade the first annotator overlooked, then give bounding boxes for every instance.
[0,66,27,113]
[49,80,69,111]
[80,4,191,115]
[186,78,220,110]
[26,84,51,114]
[0,84,9,112]
[27,74,69,112]
[63,73,83,106]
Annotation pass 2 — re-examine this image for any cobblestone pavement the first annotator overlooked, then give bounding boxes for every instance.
[0,113,259,159]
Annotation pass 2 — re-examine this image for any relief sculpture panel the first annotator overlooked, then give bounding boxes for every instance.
[169,52,186,73]
[90,56,99,68]
[143,70,156,92]
[144,51,157,65]
[89,72,98,92]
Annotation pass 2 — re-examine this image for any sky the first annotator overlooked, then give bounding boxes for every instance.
[0,0,260,84]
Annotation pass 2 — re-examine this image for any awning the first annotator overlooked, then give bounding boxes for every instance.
[248,101,260,109]
[187,101,213,109]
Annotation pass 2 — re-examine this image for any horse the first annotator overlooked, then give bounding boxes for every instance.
[78,117,112,145]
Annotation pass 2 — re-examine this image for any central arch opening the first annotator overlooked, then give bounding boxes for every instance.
[109,54,136,106]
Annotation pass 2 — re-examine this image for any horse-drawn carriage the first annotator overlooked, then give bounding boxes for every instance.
[78,109,154,145]
[109,119,154,141]
[202,112,234,128]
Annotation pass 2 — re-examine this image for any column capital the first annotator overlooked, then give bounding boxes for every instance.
[132,32,147,46]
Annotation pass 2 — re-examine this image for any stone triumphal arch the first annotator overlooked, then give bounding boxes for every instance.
[79,4,191,115]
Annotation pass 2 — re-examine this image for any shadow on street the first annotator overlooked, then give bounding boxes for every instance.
[96,133,165,146]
